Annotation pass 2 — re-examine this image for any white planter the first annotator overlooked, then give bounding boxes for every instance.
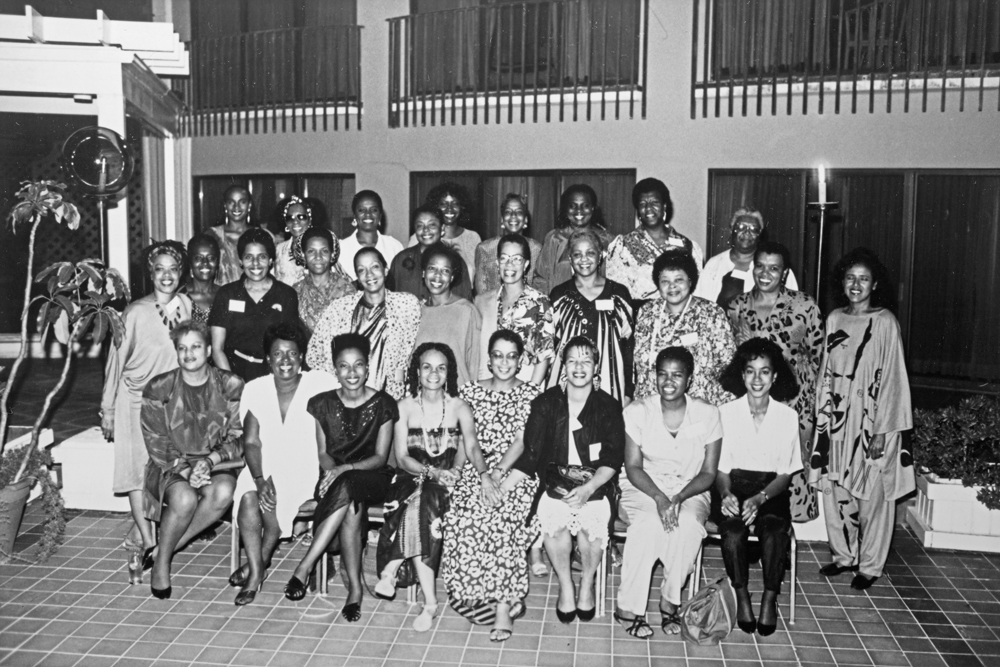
[49,427,129,512]
[906,473,1000,552]
[4,427,55,503]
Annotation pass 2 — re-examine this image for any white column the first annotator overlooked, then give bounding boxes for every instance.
[96,92,130,283]
[163,134,178,241]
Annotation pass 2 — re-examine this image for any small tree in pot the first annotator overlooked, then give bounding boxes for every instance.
[0,180,129,563]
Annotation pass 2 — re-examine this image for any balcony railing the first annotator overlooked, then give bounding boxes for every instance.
[173,24,362,135]
[691,0,1000,118]
[387,0,648,128]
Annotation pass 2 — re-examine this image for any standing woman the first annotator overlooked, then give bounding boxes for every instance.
[715,338,802,636]
[229,322,338,605]
[182,234,219,324]
[412,182,482,282]
[548,228,634,404]
[389,205,472,301]
[413,243,482,386]
[306,246,421,399]
[209,228,299,381]
[633,250,735,405]
[293,227,356,334]
[376,343,499,632]
[442,330,542,642]
[207,184,273,286]
[339,190,404,281]
[533,184,614,296]
[808,248,913,591]
[273,196,313,286]
[283,334,398,621]
[726,241,823,522]
[103,242,193,565]
[607,178,704,303]
[475,193,542,295]
[475,233,555,385]
[516,336,625,624]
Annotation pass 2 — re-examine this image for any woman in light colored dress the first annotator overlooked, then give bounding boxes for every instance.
[338,190,404,281]
[273,196,313,286]
[229,322,338,605]
[102,242,192,563]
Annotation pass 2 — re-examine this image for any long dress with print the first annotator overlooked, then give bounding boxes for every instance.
[377,427,461,589]
[807,309,914,502]
[548,279,634,403]
[726,288,824,521]
[442,382,541,615]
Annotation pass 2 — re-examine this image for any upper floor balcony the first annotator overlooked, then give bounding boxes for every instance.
[387,0,648,127]
[691,0,1000,118]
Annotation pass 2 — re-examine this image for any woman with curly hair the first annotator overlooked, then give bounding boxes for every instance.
[375,343,499,632]
[273,196,313,286]
[389,206,472,301]
[714,338,802,636]
[474,193,542,294]
[808,248,912,591]
[533,184,615,296]
[411,182,482,281]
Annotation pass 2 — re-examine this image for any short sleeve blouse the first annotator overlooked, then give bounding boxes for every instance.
[306,390,399,465]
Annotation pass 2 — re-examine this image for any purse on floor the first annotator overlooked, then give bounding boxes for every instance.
[678,575,737,646]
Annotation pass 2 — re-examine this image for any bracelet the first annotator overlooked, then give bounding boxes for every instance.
[478,469,490,477]
[491,466,505,476]
[758,490,769,502]
[253,475,264,482]
[204,458,215,471]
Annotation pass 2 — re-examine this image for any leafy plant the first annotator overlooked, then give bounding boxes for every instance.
[0,180,130,564]
[913,395,1000,511]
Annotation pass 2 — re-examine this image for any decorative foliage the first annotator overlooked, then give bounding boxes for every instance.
[8,180,80,232]
[913,395,1000,511]
[0,446,65,564]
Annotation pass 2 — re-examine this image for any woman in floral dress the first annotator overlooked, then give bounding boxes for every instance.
[293,227,356,333]
[376,343,498,632]
[442,330,542,642]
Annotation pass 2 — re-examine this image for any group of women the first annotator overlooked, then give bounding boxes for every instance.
[100,178,912,644]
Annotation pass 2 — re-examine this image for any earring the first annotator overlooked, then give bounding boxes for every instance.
[352,220,358,228]
[487,362,493,372]
[592,375,601,391]
[558,367,568,392]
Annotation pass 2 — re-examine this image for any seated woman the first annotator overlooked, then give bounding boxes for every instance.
[714,338,802,636]
[283,334,397,622]
[517,336,625,624]
[616,346,722,639]
[442,330,542,642]
[140,321,244,600]
[229,322,338,605]
[376,343,499,632]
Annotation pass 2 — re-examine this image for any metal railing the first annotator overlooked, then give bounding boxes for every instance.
[173,24,363,135]
[691,0,1000,118]
[387,0,648,127]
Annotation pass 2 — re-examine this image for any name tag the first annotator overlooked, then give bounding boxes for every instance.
[228,299,245,313]
[595,299,614,311]
[731,269,752,282]
[679,332,699,347]
[667,237,685,247]
[589,443,602,460]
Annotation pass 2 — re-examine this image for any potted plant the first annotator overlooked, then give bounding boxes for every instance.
[0,180,129,563]
[907,395,1000,552]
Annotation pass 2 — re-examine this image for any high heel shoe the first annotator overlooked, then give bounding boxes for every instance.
[228,566,248,588]
[576,606,596,622]
[284,575,307,601]
[374,570,397,600]
[141,546,155,572]
[151,584,172,600]
[555,606,577,624]
[234,570,268,606]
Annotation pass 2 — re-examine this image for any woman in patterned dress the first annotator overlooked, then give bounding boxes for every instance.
[182,234,219,324]
[726,241,823,522]
[549,228,634,404]
[273,196,312,286]
[442,330,541,642]
[306,246,421,399]
[632,250,735,405]
[474,233,555,384]
[293,227,356,333]
[102,242,192,565]
[375,343,499,632]
[606,178,704,303]
[282,333,397,621]
[474,193,542,295]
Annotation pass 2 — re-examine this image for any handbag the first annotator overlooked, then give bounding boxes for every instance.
[544,463,606,500]
[678,575,737,646]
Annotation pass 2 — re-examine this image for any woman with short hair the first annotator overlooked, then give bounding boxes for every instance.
[293,226,356,333]
[474,193,542,295]
[182,234,219,324]
[339,190,405,280]
[410,182,482,282]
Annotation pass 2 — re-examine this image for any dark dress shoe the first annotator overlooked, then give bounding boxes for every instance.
[151,585,172,600]
[228,567,248,588]
[141,547,155,572]
[850,574,878,590]
[284,575,307,601]
[555,607,577,624]
[819,562,858,577]
[757,621,777,637]
[737,618,757,634]
[576,607,596,622]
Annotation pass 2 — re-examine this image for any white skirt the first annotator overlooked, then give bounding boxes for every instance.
[537,493,611,550]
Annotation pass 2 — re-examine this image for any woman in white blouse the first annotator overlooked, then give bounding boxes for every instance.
[715,338,801,637]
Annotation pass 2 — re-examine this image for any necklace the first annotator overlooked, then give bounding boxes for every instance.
[749,398,770,419]
[418,391,447,455]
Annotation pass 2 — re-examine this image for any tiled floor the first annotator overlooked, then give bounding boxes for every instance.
[2,359,1000,667]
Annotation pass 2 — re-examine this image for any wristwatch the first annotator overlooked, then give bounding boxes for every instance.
[758,490,769,502]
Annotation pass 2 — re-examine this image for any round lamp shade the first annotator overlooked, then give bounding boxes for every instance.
[62,126,134,198]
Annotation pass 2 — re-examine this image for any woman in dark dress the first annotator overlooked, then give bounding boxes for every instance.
[376,343,499,632]
[283,333,398,623]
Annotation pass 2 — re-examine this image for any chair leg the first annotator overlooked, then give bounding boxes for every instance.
[319,552,328,596]
[788,533,797,626]
[689,542,704,600]
[407,585,418,604]
[230,512,240,575]
[596,545,608,618]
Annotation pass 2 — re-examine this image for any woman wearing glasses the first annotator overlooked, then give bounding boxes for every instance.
[694,208,798,307]
[273,197,313,286]
[474,233,555,385]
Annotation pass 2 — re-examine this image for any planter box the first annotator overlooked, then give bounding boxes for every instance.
[49,427,129,512]
[5,427,55,503]
[906,473,1000,552]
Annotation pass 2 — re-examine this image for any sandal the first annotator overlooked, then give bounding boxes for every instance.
[614,610,653,639]
[660,605,683,635]
[228,565,249,588]
[413,603,438,632]
[284,575,308,601]
[489,628,512,642]
[530,561,549,578]
[509,600,526,621]
[341,602,362,623]
[374,570,397,600]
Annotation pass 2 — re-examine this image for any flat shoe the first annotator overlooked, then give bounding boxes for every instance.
[489,628,512,642]
[660,607,682,635]
[576,607,596,622]
[509,600,526,621]
[850,574,878,590]
[819,562,858,577]
[555,607,576,624]
[613,610,652,639]
[150,585,171,600]
[530,561,549,578]
[374,571,397,600]
[284,575,307,601]
[413,603,438,632]
[757,621,777,636]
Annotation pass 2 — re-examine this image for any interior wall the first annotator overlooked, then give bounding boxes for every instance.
[189,0,1000,249]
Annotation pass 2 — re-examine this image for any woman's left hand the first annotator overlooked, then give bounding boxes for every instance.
[869,433,886,460]
[189,459,213,489]
[741,494,763,526]
[480,473,503,508]
[561,483,594,510]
